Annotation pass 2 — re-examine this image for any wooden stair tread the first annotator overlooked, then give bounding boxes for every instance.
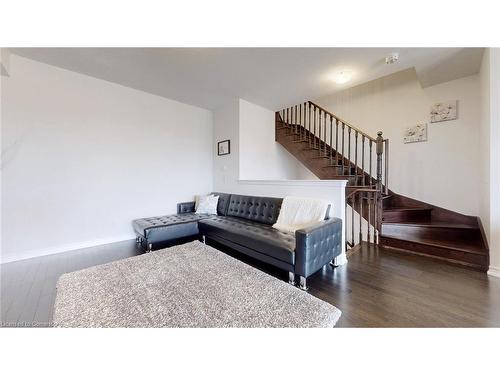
[379,241,488,272]
[311,155,332,159]
[381,220,478,229]
[380,233,487,255]
[322,164,353,168]
[383,207,431,212]
[324,176,355,179]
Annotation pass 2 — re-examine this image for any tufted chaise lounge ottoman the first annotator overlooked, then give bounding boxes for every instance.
[132,192,342,290]
[133,212,205,251]
[132,193,231,251]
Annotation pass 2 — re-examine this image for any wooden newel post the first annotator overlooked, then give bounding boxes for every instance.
[376,131,384,193]
[375,131,384,241]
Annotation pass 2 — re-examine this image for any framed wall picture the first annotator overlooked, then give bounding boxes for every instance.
[217,139,230,156]
[430,100,458,123]
[404,123,427,144]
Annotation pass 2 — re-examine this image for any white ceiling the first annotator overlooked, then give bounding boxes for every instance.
[10,48,484,110]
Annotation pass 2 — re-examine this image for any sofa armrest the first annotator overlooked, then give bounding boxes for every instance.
[294,217,343,278]
[177,201,196,214]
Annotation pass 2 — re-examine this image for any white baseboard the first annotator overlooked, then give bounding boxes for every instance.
[0,234,136,264]
[487,266,500,278]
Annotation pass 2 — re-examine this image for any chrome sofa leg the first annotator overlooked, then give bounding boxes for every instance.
[135,236,140,244]
[202,235,206,244]
[146,243,153,252]
[288,272,295,286]
[299,276,308,291]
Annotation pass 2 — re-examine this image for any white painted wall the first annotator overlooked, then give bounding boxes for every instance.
[488,48,500,277]
[213,98,347,264]
[0,48,10,76]
[316,68,482,218]
[239,99,317,180]
[479,50,491,244]
[1,55,214,263]
[213,99,240,191]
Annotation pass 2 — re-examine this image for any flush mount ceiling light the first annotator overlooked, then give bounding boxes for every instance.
[332,70,353,84]
[385,52,399,64]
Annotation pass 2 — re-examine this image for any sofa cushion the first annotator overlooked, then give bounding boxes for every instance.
[133,213,208,238]
[211,192,231,216]
[198,216,295,264]
[195,195,219,215]
[226,194,283,225]
[195,194,214,210]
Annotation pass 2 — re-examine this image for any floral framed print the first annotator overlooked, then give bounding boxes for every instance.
[404,123,427,144]
[430,100,458,123]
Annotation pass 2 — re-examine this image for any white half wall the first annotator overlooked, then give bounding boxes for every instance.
[1,55,214,263]
[315,68,482,218]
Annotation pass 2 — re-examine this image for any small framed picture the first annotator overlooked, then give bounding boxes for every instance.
[404,123,427,144]
[217,139,230,156]
[430,100,458,123]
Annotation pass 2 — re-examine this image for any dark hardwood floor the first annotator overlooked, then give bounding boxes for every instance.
[2,240,500,327]
[1,241,143,327]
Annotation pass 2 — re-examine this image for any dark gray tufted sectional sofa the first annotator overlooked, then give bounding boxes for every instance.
[132,192,342,290]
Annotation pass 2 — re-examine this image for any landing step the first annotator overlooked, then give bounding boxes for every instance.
[380,227,486,255]
[382,221,478,229]
[380,236,488,272]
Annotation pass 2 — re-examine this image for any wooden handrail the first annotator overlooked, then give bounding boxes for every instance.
[308,101,377,142]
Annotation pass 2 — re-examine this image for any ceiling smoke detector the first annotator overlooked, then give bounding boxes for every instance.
[385,52,399,65]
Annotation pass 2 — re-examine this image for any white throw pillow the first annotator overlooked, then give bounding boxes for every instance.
[195,194,214,210]
[196,195,219,215]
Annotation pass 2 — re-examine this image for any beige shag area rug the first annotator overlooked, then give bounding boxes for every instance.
[53,241,341,327]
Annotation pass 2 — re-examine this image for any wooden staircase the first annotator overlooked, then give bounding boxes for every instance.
[276,101,489,272]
